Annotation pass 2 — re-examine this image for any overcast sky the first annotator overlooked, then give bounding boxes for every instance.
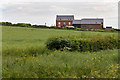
[0,0,119,28]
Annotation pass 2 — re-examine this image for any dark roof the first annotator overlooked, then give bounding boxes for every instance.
[82,18,103,20]
[106,27,112,28]
[56,15,74,20]
[73,18,103,24]
[81,18,103,24]
[73,20,81,24]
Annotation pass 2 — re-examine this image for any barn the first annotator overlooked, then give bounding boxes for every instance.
[73,18,104,29]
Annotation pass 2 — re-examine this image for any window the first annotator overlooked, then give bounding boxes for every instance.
[58,22,60,24]
[68,22,71,25]
[82,26,86,29]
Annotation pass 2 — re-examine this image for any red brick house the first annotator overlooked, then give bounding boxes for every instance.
[56,15,74,28]
[56,15,104,29]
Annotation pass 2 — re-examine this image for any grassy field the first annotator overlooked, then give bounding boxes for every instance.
[2,26,118,48]
[2,26,119,78]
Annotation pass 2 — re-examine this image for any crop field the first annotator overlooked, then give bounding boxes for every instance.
[2,26,120,78]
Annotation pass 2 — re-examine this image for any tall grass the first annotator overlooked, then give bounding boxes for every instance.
[2,26,119,78]
[2,46,51,57]
[2,49,119,78]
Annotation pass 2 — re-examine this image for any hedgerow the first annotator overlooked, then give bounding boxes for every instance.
[46,38,69,50]
[76,28,105,32]
[46,37,119,52]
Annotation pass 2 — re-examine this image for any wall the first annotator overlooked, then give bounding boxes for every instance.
[56,20,73,27]
[81,24,103,29]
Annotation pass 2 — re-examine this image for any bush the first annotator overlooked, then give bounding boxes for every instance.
[46,37,119,52]
[114,29,120,32]
[111,28,116,32]
[67,40,79,51]
[15,23,31,27]
[0,22,12,26]
[49,26,56,29]
[78,37,119,52]
[46,37,69,50]
[31,25,47,28]
[76,28,86,31]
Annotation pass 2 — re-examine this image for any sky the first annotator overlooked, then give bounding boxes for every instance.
[0,0,119,29]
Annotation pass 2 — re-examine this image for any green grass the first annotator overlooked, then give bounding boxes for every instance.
[2,26,119,78]
[2,26,118,48]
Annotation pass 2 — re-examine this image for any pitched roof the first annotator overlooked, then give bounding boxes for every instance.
[73,18,103,24]
[82,18,103,20]
[81,18,103,24]
[56,15,74,20]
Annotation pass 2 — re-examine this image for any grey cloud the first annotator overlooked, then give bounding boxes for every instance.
[1,2,118,28]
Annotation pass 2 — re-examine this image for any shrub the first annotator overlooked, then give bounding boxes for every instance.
[0,22,12,26]
[86,29,89,31]
[31,25,47,28]
[111,28,116,32]
[114,29,120,32]
[90,29,104,32]
[67,40,79,51]
[76,28,86,31]
[46,37,69,50]
[49,26,56,29]
[15,23,31,27]
[46,37,119,52]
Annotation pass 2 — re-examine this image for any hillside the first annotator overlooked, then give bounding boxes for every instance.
[2,26,119,78]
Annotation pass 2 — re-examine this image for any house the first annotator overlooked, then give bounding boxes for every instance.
[56,15,74,27]
[73,18,104,29]
[56,15,104,29]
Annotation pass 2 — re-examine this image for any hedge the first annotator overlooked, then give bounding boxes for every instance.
[31,25,47,28]
[0,22,12,26]
[1,22,119,32]
[46,37,119,52]
[14,23,31,27]
[76,28,105,32]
